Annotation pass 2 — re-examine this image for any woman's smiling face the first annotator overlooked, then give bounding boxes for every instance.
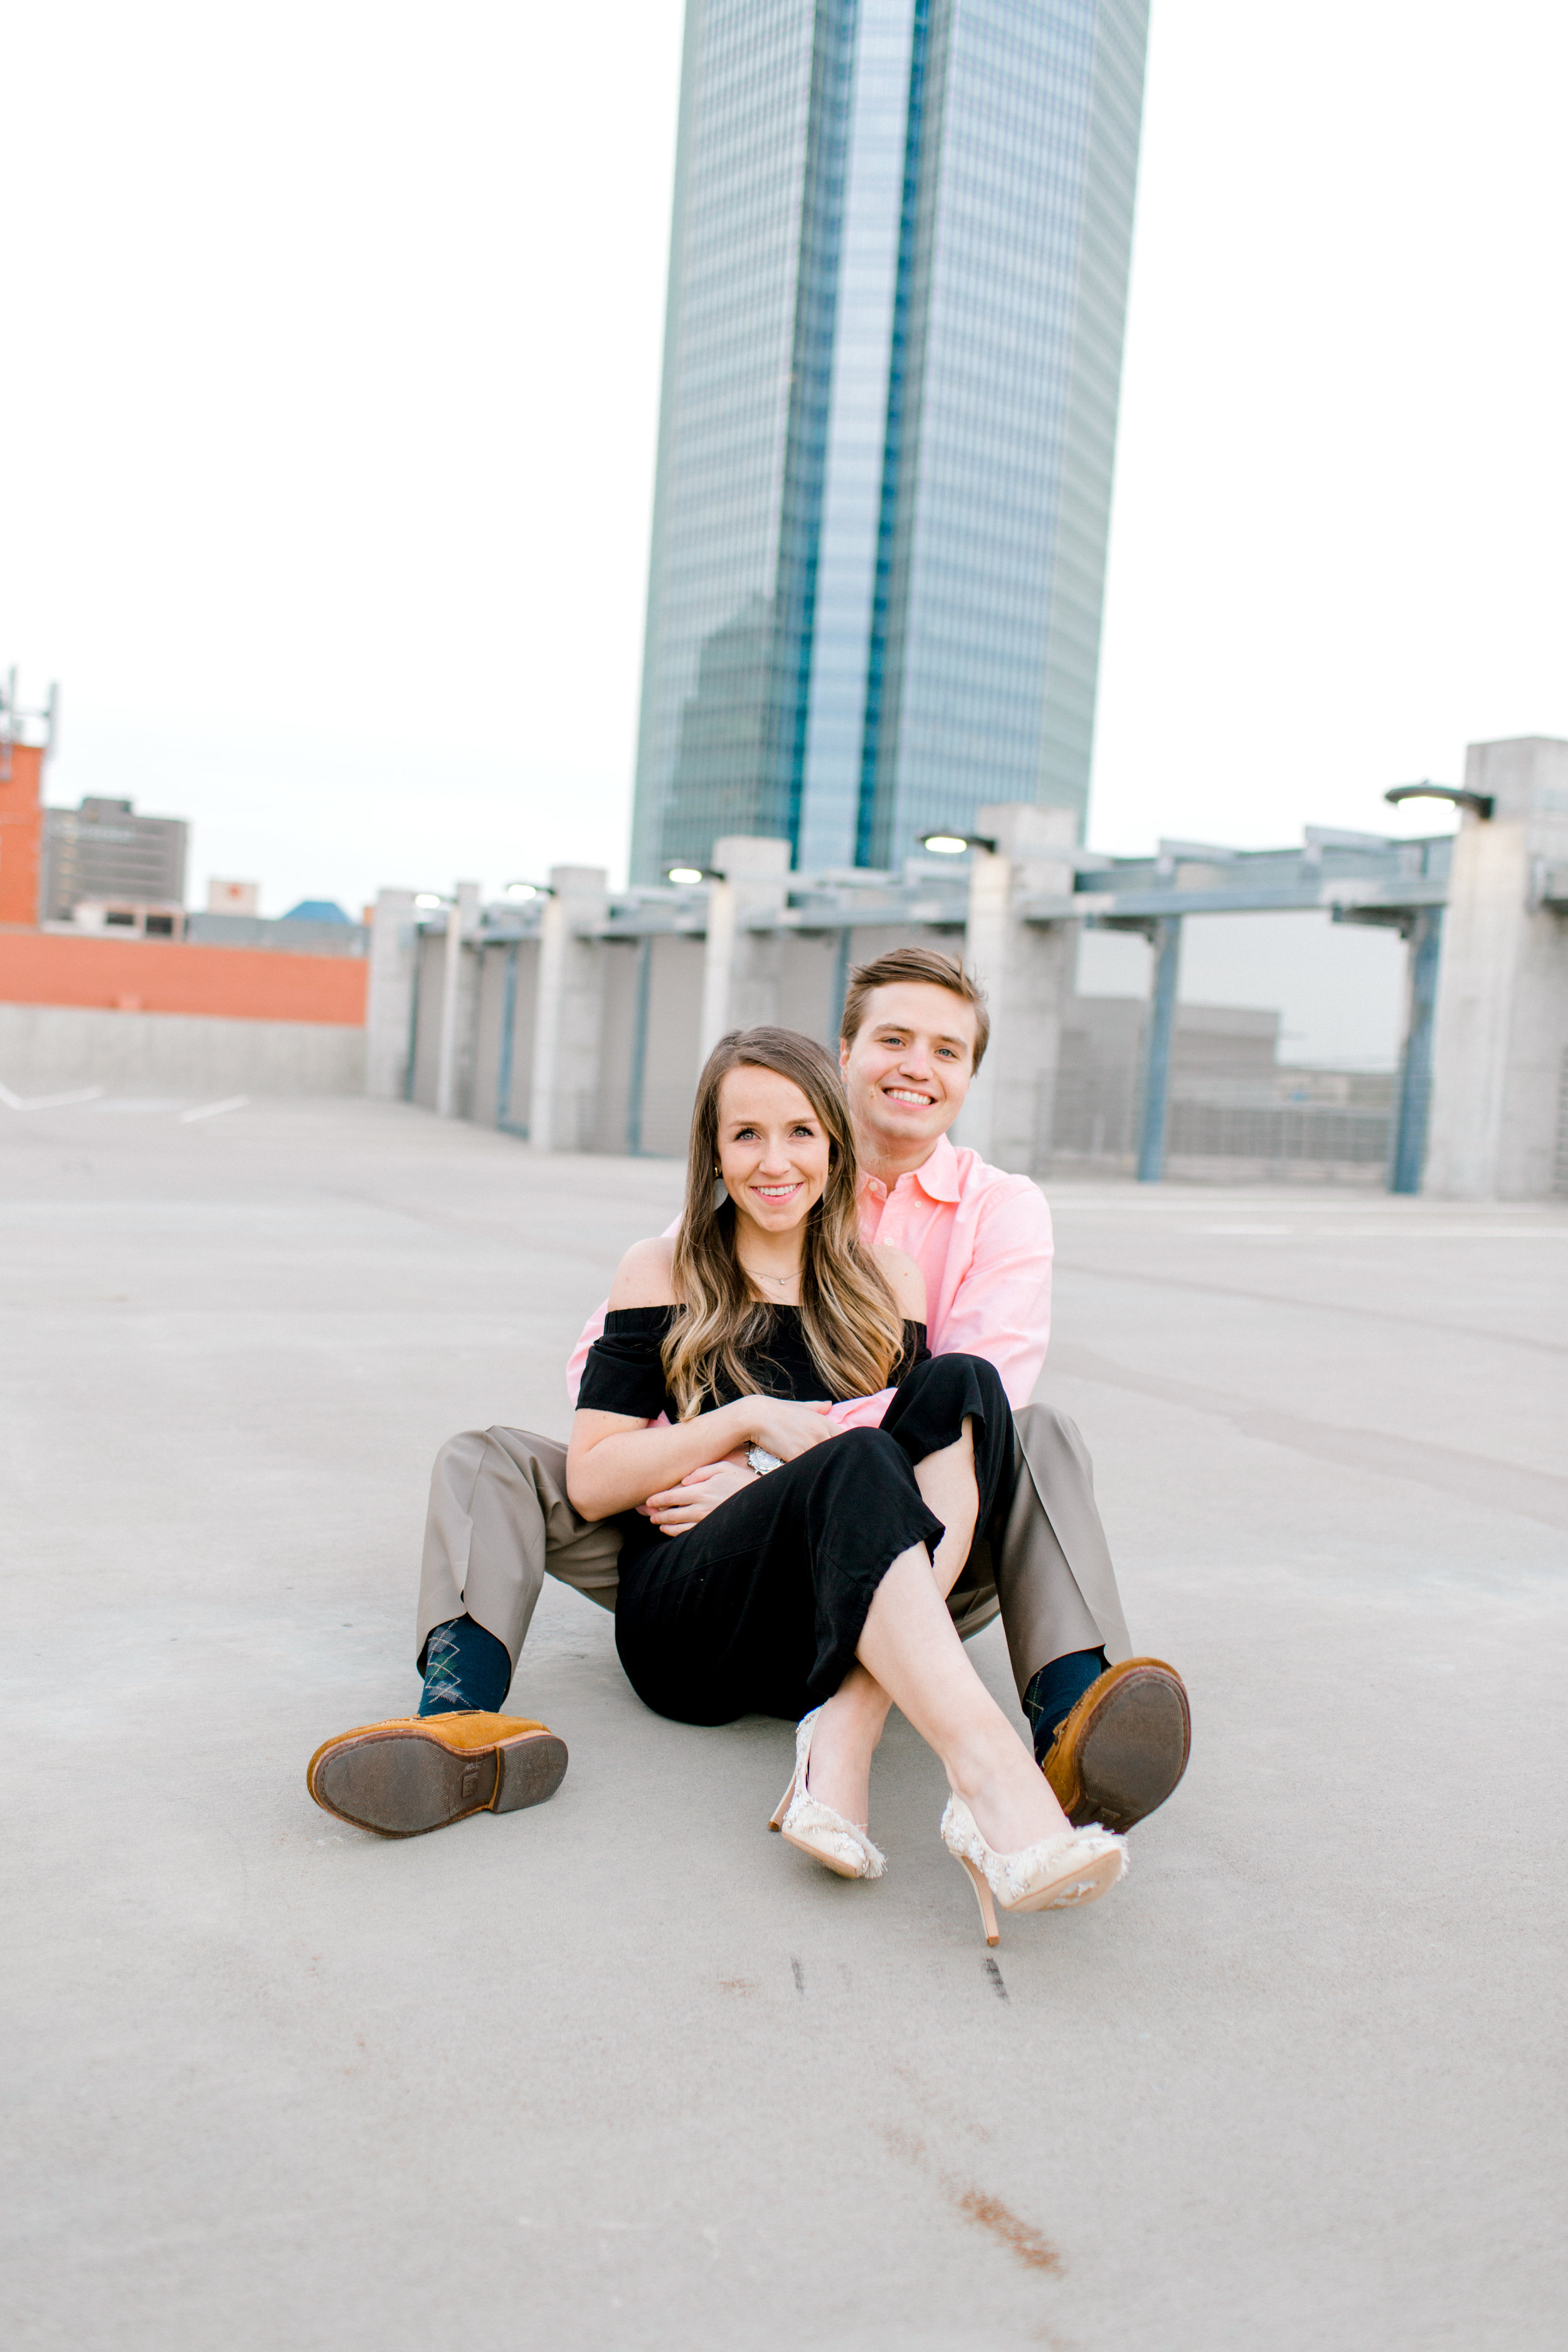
[715,1065,832,1237]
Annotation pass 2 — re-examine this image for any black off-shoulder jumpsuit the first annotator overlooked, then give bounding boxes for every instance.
[578,1305,1014,1725]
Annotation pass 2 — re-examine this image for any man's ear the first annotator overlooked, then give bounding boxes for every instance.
[838,1037,851,1078]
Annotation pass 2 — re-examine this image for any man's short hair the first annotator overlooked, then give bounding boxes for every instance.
[839,945,990,1072]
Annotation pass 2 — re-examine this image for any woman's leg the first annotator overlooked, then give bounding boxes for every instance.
[805,1423,982,1825]
[853,1541,1072,1855]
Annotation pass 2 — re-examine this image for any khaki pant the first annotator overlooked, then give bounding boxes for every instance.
[415,1402,1132,1707]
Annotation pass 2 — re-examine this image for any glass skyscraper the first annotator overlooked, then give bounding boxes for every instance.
[630,0,1148,881]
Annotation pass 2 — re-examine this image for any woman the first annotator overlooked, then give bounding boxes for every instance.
[566,1027,1125,1943]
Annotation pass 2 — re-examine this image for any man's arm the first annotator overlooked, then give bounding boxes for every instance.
[564,1301,608,1409]
[566,1211,684,1407]
[930,1180,1053,1406]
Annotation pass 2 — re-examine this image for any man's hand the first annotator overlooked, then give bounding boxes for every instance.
[640,1454,757,1536]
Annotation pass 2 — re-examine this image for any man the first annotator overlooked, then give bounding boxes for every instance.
[307,948,1189,1841]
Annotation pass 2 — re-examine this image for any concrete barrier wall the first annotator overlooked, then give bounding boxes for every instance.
[0,1002,366,1094]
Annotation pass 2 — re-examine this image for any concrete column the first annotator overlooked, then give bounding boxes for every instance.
[698,836,791,1060]
[528,866,609,1152]
[433,882,481,1118]
[953,803,1078,1173]
[364,888,420,1099]
[1425,738,1568,1199]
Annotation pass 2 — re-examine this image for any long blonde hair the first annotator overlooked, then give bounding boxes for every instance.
[663,1027,906,1421]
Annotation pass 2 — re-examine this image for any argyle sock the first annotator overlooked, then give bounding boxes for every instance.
[417,1615,514,1717]
[1023,1647,1109,1767]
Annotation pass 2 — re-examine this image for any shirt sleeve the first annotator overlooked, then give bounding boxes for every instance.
[822,1323,928,1431]
[575,1315,672,1421]
[565,1301,608,1409]
[931,1180,1053,1407]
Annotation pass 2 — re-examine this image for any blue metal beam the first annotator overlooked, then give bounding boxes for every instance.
[1389,907,1443,1194]
[625,936,653,1155]
[1136,917,1182,1184]
[495,943,529,1137]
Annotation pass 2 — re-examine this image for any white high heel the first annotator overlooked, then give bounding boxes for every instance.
[941,1793,1125,1945]
[768,1707,886,1880]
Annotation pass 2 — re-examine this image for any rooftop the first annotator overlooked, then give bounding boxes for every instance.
[5,1095,1563,2350]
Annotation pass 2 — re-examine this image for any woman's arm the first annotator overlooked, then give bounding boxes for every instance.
[564,1236,835,1520]
[567,1401,763,1520]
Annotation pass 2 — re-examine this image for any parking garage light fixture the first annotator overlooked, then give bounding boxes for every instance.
[667,864,718,885]
[1384,781,1494,820]
[919,830,997,856]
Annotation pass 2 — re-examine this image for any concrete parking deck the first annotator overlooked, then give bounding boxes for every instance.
[4,1094,1565,2351]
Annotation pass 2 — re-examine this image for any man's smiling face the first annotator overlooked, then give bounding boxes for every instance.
[840,980,980,1162]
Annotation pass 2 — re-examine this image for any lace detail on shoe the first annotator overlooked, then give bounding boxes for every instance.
[779,1789,887,1878]
[774,1708,886,1880]
[940,1794,1125,1909]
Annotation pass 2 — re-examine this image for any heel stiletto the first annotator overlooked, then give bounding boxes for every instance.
[768,1707,886,1880]
[940,1794,1125,1945]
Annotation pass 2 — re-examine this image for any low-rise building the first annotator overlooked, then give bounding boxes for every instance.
[40,797,188,923]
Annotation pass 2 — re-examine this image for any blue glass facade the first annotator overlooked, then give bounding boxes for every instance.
[631,0,1148,882]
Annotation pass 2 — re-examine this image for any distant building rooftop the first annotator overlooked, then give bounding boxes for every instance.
[283,899,352,924]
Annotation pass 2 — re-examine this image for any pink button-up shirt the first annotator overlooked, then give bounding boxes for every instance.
[564,1133,1052,1424]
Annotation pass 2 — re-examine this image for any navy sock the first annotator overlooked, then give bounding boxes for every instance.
[1023,1648,1108,1767]
[417,1615,514,1717]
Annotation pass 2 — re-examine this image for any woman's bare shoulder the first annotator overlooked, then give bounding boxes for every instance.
[607,1234,679,1310]
[872,1242,927,1322]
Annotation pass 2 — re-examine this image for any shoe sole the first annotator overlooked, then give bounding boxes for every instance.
[1050,1660,1190,1834]
[309,1726,568,1838]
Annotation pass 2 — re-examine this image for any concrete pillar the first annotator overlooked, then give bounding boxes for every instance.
[364,888,421,1099]
[1425,738,1568,1199]
[432,882,481,1118]
[528,866,609,1152]
[698,836,791,1060]
[953,803,1079,1173]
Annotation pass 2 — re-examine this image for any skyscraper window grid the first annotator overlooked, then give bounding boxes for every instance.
[632,0,1148,882]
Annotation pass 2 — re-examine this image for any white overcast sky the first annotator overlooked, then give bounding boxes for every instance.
[3,1,1565,915]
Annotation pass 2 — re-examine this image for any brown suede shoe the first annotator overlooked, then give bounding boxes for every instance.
[1043,1658,1190,1835]
[306,1712,568,1838]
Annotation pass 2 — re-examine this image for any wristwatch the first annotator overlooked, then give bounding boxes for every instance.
[746,1444,783,1477]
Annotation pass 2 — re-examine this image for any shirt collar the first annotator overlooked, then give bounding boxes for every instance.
[911,1131,961,1202]
[858,1131,961,1204]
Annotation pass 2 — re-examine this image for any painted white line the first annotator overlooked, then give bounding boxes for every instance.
[1316,1227,1568,1240]
[178,1095,250,1124]
[0,1082,107,1111]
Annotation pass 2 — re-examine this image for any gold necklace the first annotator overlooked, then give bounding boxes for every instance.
[741,1261,795,1293]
